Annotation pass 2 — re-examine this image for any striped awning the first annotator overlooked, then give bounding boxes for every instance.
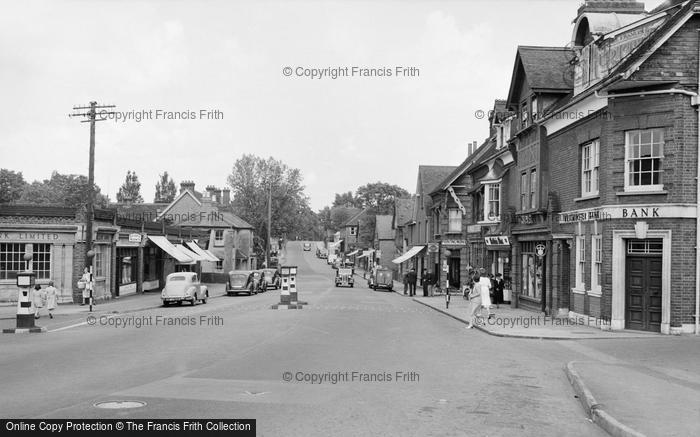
[391,246,425,264]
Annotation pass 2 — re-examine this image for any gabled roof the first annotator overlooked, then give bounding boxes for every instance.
[375,215,394,240]
[418,165,458,196]
[156,189,202,220]
[340,207,367,227]
[433,136,495,193]
[112,202,168,222]
[393,197,414,228]
[506,46,575,106]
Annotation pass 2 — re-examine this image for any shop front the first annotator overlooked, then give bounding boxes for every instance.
[485,235,512,303]
[441,239,466,291]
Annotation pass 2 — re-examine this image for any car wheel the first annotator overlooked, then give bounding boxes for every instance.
[191,293,197,306]
[350,284,354,288]
[202,291,208,304]
[162,301,169,307]
[177,301,183,306]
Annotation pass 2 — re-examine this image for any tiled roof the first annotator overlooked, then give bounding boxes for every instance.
[517,46,575,91]
[340,208,366,227]
[419,166,458,195]
[394,197,414,227]
[375,215,394,240]
[112,202,167,222]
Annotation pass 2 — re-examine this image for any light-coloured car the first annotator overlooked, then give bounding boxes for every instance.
[303,242,312,251]
[161,272,208,306]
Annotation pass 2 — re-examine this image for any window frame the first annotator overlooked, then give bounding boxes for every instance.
[624,129,664,192]
[590,235,602,295]
[575,236,586,291]
[529,169,537,210]
[447,209,462,233]
[214,229,225,246]
[520,172,529,211]
[581,139,600,197]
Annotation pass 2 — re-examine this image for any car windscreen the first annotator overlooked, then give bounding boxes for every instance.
[229,274,248,283]
[168,276,187,281]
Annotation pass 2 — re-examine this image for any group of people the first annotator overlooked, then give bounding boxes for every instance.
[32,281,58,319]
[402,268,436,297]
[463,267,505,328]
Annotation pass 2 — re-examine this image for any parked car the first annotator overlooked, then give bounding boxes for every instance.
[303,242,312,251]
[226,270,264,296]
[162,272,208,306]
[319,249,328,259]
[368,267,394,291]
[253,270,268,292]
[261,268,281,290]
[335,267,354,287]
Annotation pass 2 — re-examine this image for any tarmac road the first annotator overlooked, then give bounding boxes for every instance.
[0,241,607,437]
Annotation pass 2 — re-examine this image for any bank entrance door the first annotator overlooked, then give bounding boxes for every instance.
[625,239,662,332]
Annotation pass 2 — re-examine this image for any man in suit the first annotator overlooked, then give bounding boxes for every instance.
[407,268,417,296]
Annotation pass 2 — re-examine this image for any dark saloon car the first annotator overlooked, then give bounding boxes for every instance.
[262,268,281,290]
[226,270,265,296]
[368,267,394,291]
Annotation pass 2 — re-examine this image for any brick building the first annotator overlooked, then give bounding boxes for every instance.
[543,0,700,333]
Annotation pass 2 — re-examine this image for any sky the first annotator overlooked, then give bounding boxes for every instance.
[0,0,667,211]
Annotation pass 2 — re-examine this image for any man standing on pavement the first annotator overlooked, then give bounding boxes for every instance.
[421,269,431,297]
[407,268,417,296]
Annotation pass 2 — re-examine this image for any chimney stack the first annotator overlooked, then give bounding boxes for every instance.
[180,180,195,194]
[222,188,231,205]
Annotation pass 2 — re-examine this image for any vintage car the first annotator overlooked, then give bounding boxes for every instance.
[318,249,328,259]
[261,268,281,290]
[226,270,266,296]
[303,242,312,251]
[161,272,209,306]
[368,267,394,291]
[335,267,354,287]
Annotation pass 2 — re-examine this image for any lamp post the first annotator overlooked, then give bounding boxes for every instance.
[266,181,272,268]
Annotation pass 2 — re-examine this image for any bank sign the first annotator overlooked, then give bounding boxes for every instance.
[558,204,697,223]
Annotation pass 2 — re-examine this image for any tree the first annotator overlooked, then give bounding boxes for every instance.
[227,155,312,260]
[0,169,26,203]
[333,191,360,208]
[17,171,110,208]
[356,182,409,214]
[116,170,143,203]
[154,171,177,203]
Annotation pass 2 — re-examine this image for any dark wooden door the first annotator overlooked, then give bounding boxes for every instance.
[626,256,662,332]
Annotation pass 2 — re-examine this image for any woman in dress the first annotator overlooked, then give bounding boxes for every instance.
[466,272,483,329]
[33,284,46,319]
[45,280,58,319]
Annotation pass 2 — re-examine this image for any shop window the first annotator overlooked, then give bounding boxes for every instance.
[591,235,602,294]
[625,129,664,192]
[94,245,107,278]
[214,229,225,246]
[581,140,599,196]
[448,209,462,233]
[121,256,133,284]
[32,244,51,279]
[0,243,26,280]
[520,242,542,299]
[575,236,586,290]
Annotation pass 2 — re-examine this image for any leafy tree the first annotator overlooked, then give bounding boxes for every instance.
[0,169,26,203]
[116,170,143,203]
[227,155,313,260]
[17,171,110,208]
[332,191,360,208]
[356,182,409,214]
[154,171,177,203]
[330,206,361,230]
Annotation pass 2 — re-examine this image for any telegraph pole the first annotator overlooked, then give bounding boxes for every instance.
[69,102,115,305]
[266,180,272,268]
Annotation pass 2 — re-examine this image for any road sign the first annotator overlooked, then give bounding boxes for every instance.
[427,243,439,253]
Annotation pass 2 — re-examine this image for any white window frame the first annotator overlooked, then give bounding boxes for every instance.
[520,172,529,211]
[574,236,586,292]
[214,229,225,246]
[590,235,602,295]
[581,140,599,197]
[448,209,461,233]
[480,182,501,223]
[531,97,538,120]
[530,169,537,210]
[624,129,664,192]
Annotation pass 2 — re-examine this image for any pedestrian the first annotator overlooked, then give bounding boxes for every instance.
[33,284,45,319]
[466,271,483,328]
[421,269,430,297]
[479,268,494,320]
[45,280,58,319]
[403,271,408,295]
[407,268,417,296]
[493,273,504,309]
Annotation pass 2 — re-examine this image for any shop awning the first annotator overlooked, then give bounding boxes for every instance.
[357,249,375,259]
[186,241,220,262]
[346,250,360,256]
[392,246,425,264]
[175,244,206,262]
[148,235,194,264]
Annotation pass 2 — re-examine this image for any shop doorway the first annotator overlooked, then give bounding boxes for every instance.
[625,240,662,332]
[448,257,460,289]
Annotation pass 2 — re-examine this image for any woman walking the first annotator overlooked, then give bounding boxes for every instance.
[466,271,483,329]
[33,284,46,319]
[45,280,58,319]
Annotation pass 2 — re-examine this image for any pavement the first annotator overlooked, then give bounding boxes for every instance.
[351,266,700,437]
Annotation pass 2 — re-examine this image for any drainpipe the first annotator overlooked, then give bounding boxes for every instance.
[696,31,700,335]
